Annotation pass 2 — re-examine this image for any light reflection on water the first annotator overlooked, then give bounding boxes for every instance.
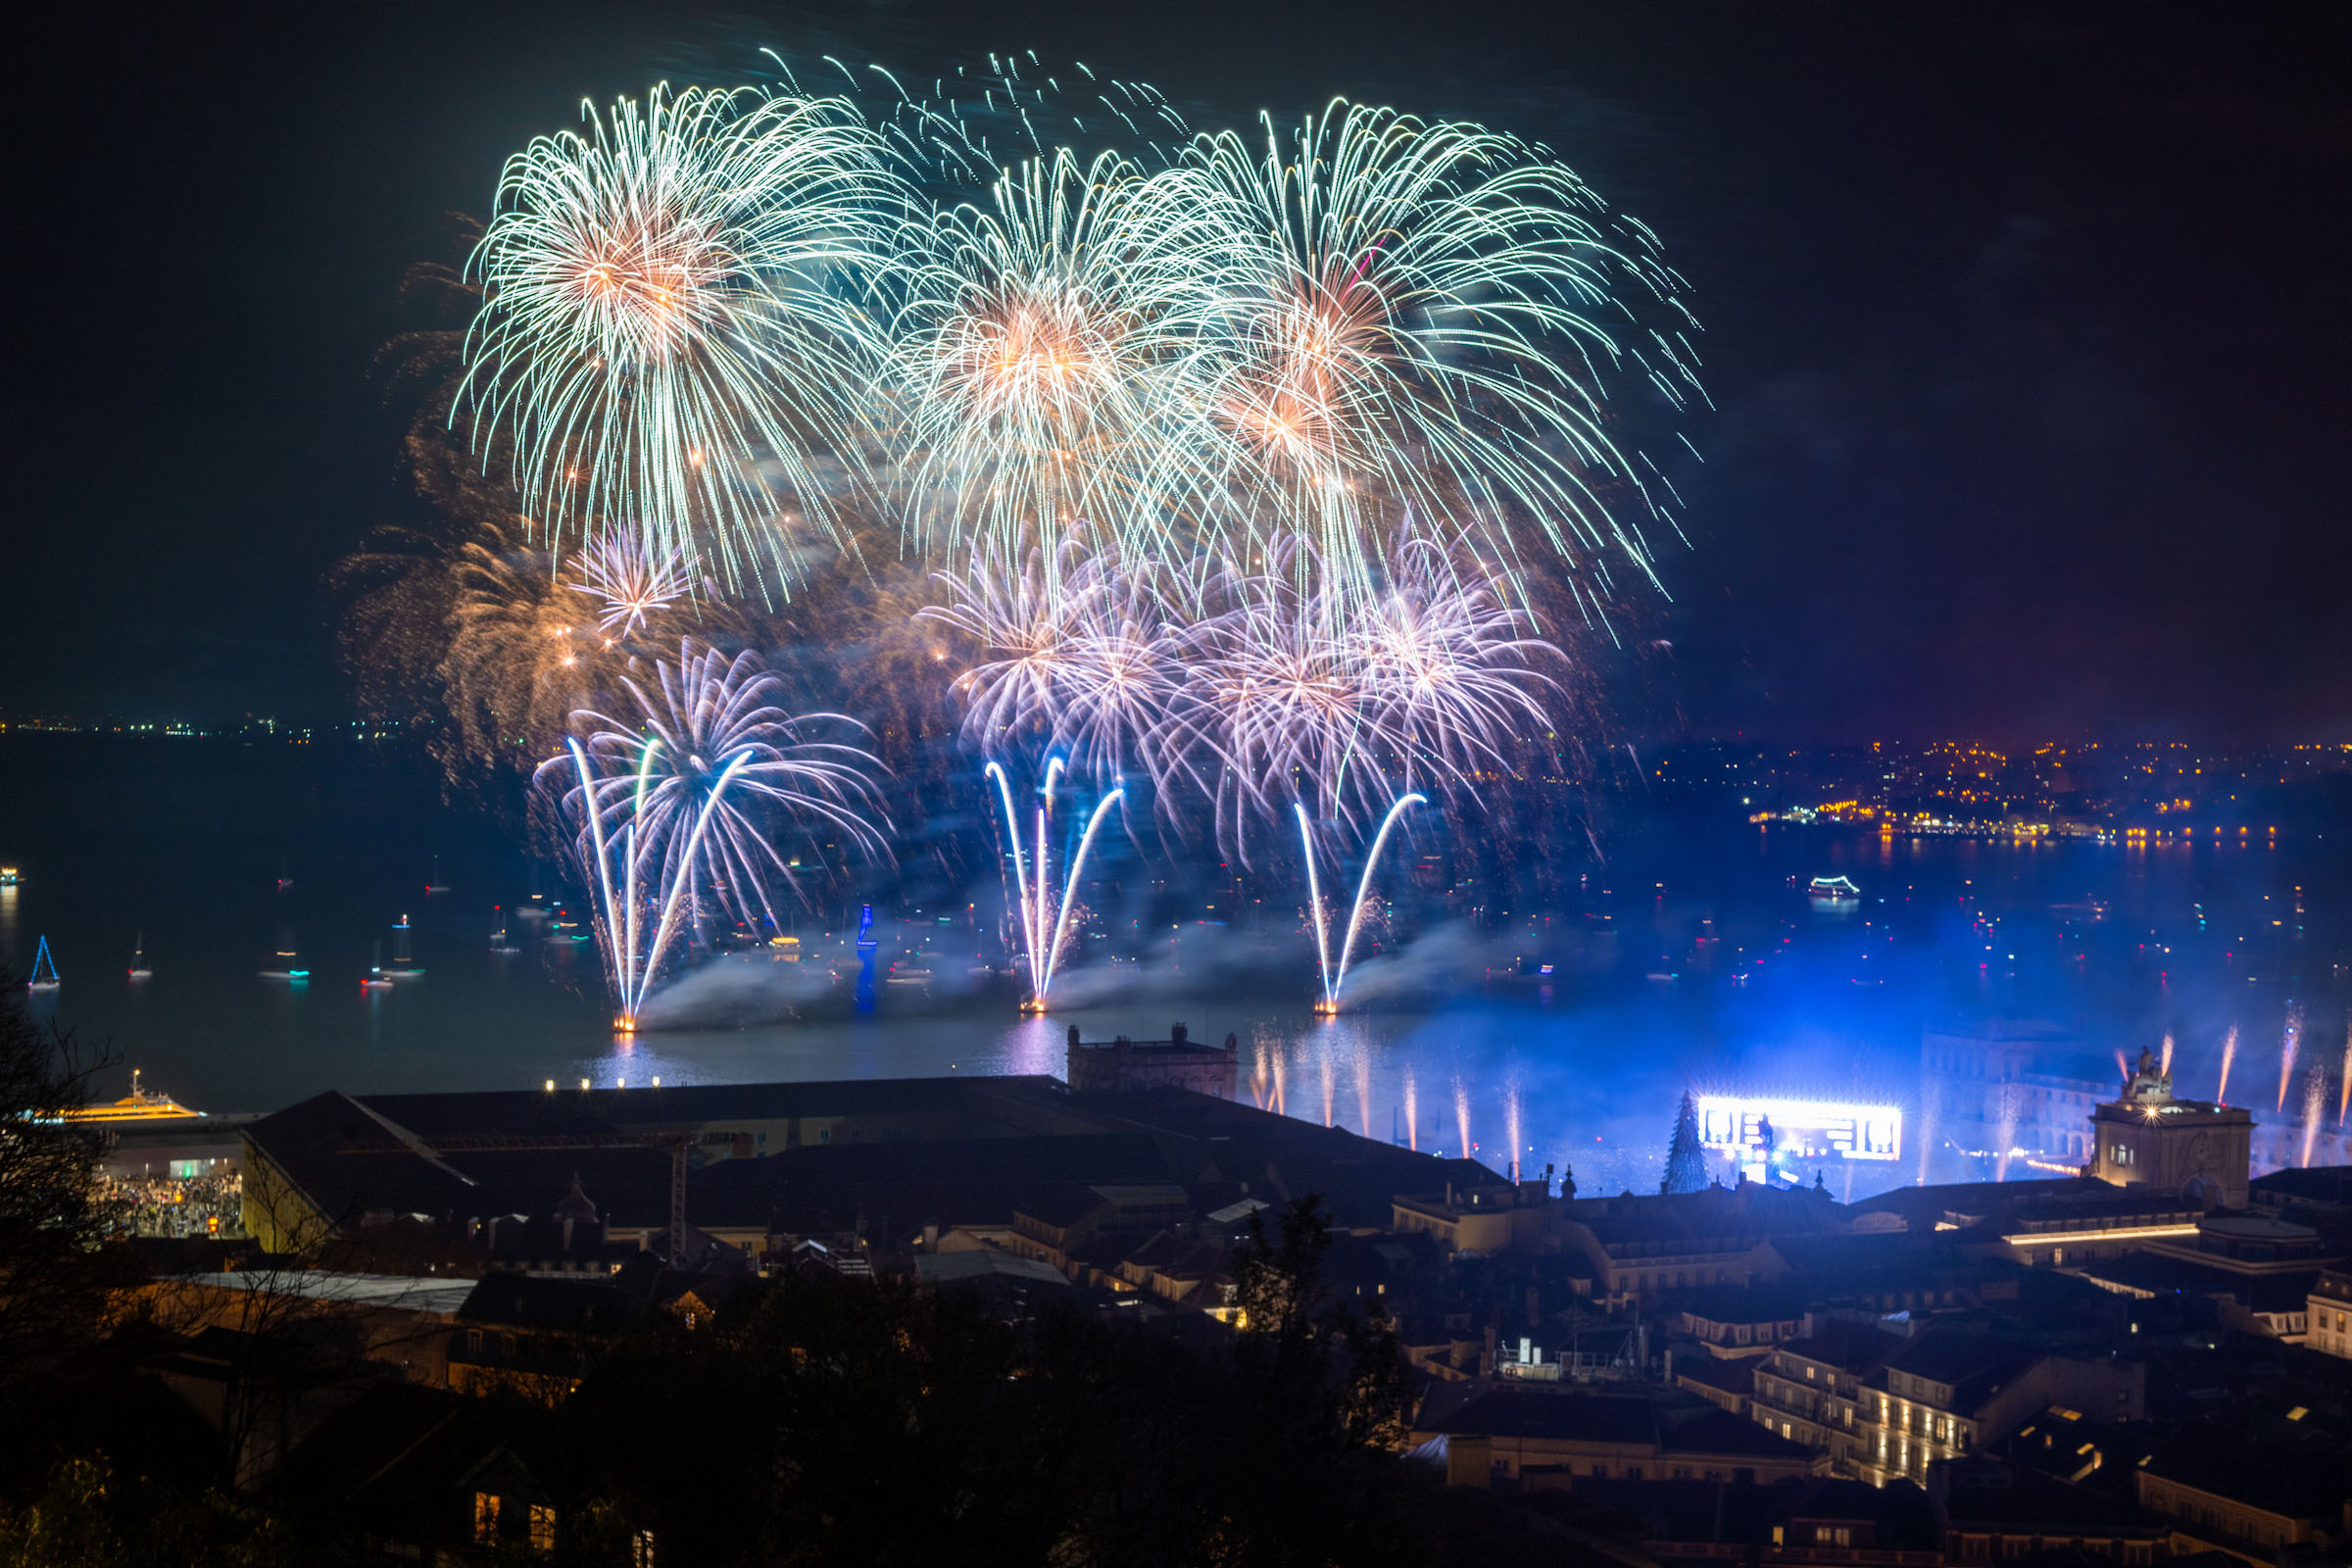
[3,739,2345,1200]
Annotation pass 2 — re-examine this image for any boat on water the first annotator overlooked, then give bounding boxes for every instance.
[546,907,592,944]
[364,939,393,989]
[489,906,520,955]
[0,866,18,886]
[260,928,309,980]
[275,856,294,892]
[424,856,450,895]
[1807,875,1861,902]
[383,914,425,976]
[127,930,152,981]
[27,935,61,990]
[517,891,551,922]
[63,1069,201,1123]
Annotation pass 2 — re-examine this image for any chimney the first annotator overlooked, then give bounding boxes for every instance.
[1170,1021,1187,1046]
[1067,1024,1081,1050]
[1446,1434,1494,1490]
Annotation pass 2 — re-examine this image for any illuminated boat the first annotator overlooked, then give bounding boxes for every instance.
[127,930,152,981]
[382,913,425,976]
[0,866,18,885]
[63,1069,201,1123]
[489,906,519,955]
[1807,875,1860,902]
[424,856,450,895]
[363,939,393,988]
[27,936,60,991]
[260,928,309,980]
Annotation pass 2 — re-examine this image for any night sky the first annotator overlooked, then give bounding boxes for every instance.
[8,1,2346,741]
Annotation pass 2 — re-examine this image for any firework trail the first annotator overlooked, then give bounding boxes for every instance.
[1505,1080,1524,1182]
[1453,1075,1472,1162]
[1270,1046,1288,1116]
[1353,1046,1372,1137]
[2339,1025,2350,1126]
[983,757,1124,1010]
[2302,1065,2326,1168]
[466,84,899,590]
[2113,1048,2129,1086]
[1402,1073,1419,1151]
[1318,1051,1335,1128]
[2218,1026,2237,1103]
[1296,793,1425,1013]
[2278,1005,2303,1112]
[541,641,889,1026]
[1993,1083,2020,1184]
[2160,1033,2174,1079]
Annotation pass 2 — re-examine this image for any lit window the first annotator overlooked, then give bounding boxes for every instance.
[529,1504,556,1552]
[472,1493,501,1544]
[632,1532,657,1568]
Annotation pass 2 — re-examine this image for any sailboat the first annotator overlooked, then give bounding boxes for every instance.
[275,856,294,892]
[489,906,520,955]
[383,913,425,976]
[27,936,60,991]
[424,856,450,895]
[127,930,153,981]
[364,939,393,988]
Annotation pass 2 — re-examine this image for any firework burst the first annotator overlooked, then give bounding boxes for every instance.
[465,84,899,590]
[569,526,697,635]
[1175,100,1702,603]
[884,149,1231,576]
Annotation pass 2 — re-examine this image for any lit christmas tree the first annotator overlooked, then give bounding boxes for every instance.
[1662,1091,1708,1194]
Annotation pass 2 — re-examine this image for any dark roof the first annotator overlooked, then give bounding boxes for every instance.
[1572,1182,1847,1252]
[1429,1390,1661,1445]
[2142,1422,2352,1520]
[2072,1253,2323,1313]
[1573,1475,1936,1550]
[1774,1322,1903,1373]
[269,1382,547,1540]
[1847,1178,2112,1233]
[354,1074,1073,1138]
[1678,1281,1818,1323]
[1937,1458,2163,1531]
[1884,1331,2038,1396]
[1675,1355,1757,1398]
[1426,1390,1814,1463]
[247,1076,1495,1240]
[456,1272,649,1334]
[1661,1406,1817,1458]
[2249,1165,2352,1208]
